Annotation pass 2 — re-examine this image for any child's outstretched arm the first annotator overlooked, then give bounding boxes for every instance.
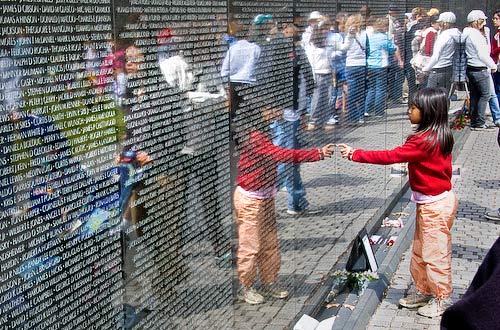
[337,140,426,165]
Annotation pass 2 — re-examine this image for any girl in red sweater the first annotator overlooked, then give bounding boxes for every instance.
[234,107,334,305]
[339,87,458,318]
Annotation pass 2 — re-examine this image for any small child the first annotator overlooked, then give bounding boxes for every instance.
[234,106,334,304]
[338,87,458,317]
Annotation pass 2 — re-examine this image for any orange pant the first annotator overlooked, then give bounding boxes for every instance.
[411,191,458,299]
[234,188,281,288]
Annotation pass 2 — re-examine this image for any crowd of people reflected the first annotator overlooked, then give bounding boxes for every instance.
[1,1,499,329]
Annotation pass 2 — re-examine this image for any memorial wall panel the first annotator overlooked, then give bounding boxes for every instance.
[0,0,472,329]
[0,1,122,329]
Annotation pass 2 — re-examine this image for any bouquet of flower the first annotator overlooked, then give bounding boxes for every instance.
[452,113,469,130]
[330,270,379,296]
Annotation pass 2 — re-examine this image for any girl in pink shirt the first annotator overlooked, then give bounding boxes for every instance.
[339,87,458,318]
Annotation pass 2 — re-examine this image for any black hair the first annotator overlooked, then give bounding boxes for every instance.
[410,87,454,155]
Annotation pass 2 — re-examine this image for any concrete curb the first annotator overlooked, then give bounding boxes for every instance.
[287,180,411,329]
[332,189,416,329]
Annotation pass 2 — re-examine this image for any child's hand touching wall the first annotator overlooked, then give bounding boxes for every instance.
[321,144,336,158]
[336,143,356,160]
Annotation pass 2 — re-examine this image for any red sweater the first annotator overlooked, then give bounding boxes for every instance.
[491,28,500,63]
[237,130,322,191]
[351,133,452,196]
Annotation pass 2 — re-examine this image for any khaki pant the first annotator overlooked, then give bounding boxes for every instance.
[234,188,280,288]
[411,192,458,299]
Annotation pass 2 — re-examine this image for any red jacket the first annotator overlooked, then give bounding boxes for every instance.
[237,130,322,191]
[491,28,500,63]
[351,133,452,196]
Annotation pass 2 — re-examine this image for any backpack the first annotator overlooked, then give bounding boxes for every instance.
[452,33,468,83]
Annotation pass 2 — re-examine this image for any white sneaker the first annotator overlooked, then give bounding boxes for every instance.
[326,117,339,125]
[364,112,370,117]
[238,288,265,305]
[417,298,452,318]
[399,292,432,308]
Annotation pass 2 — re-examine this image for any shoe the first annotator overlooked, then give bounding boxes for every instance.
[399,291,432,309]
[326,117,339,125]
[364,112,370,117]
[358,119,365,124]
[417,298,452,318]
[238,287,265,305]
[485,209,500,221]
[471,124,494,131]
[260,283,289,299]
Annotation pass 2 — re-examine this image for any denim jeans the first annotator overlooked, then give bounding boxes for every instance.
[488,74,500,125]
[309,73,333,126]
[404,62,417,105]
[493,71,500,102]
[467,69,491,127]
[365,67,388,116]
[346,66,366,122]
[388,59,403,101]
[329,71,344,116]
[426,66,453,95]
[329,83,341,114]
[271,119,309,212]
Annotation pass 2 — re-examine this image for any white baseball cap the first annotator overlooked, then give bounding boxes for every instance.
[467,10,487,23]
[308,11,323,21]
[436,12,456,23]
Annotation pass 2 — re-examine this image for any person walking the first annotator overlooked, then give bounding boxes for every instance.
[338,87,458,317]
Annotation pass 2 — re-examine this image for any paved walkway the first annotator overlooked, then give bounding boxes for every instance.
[367,126,500,329]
